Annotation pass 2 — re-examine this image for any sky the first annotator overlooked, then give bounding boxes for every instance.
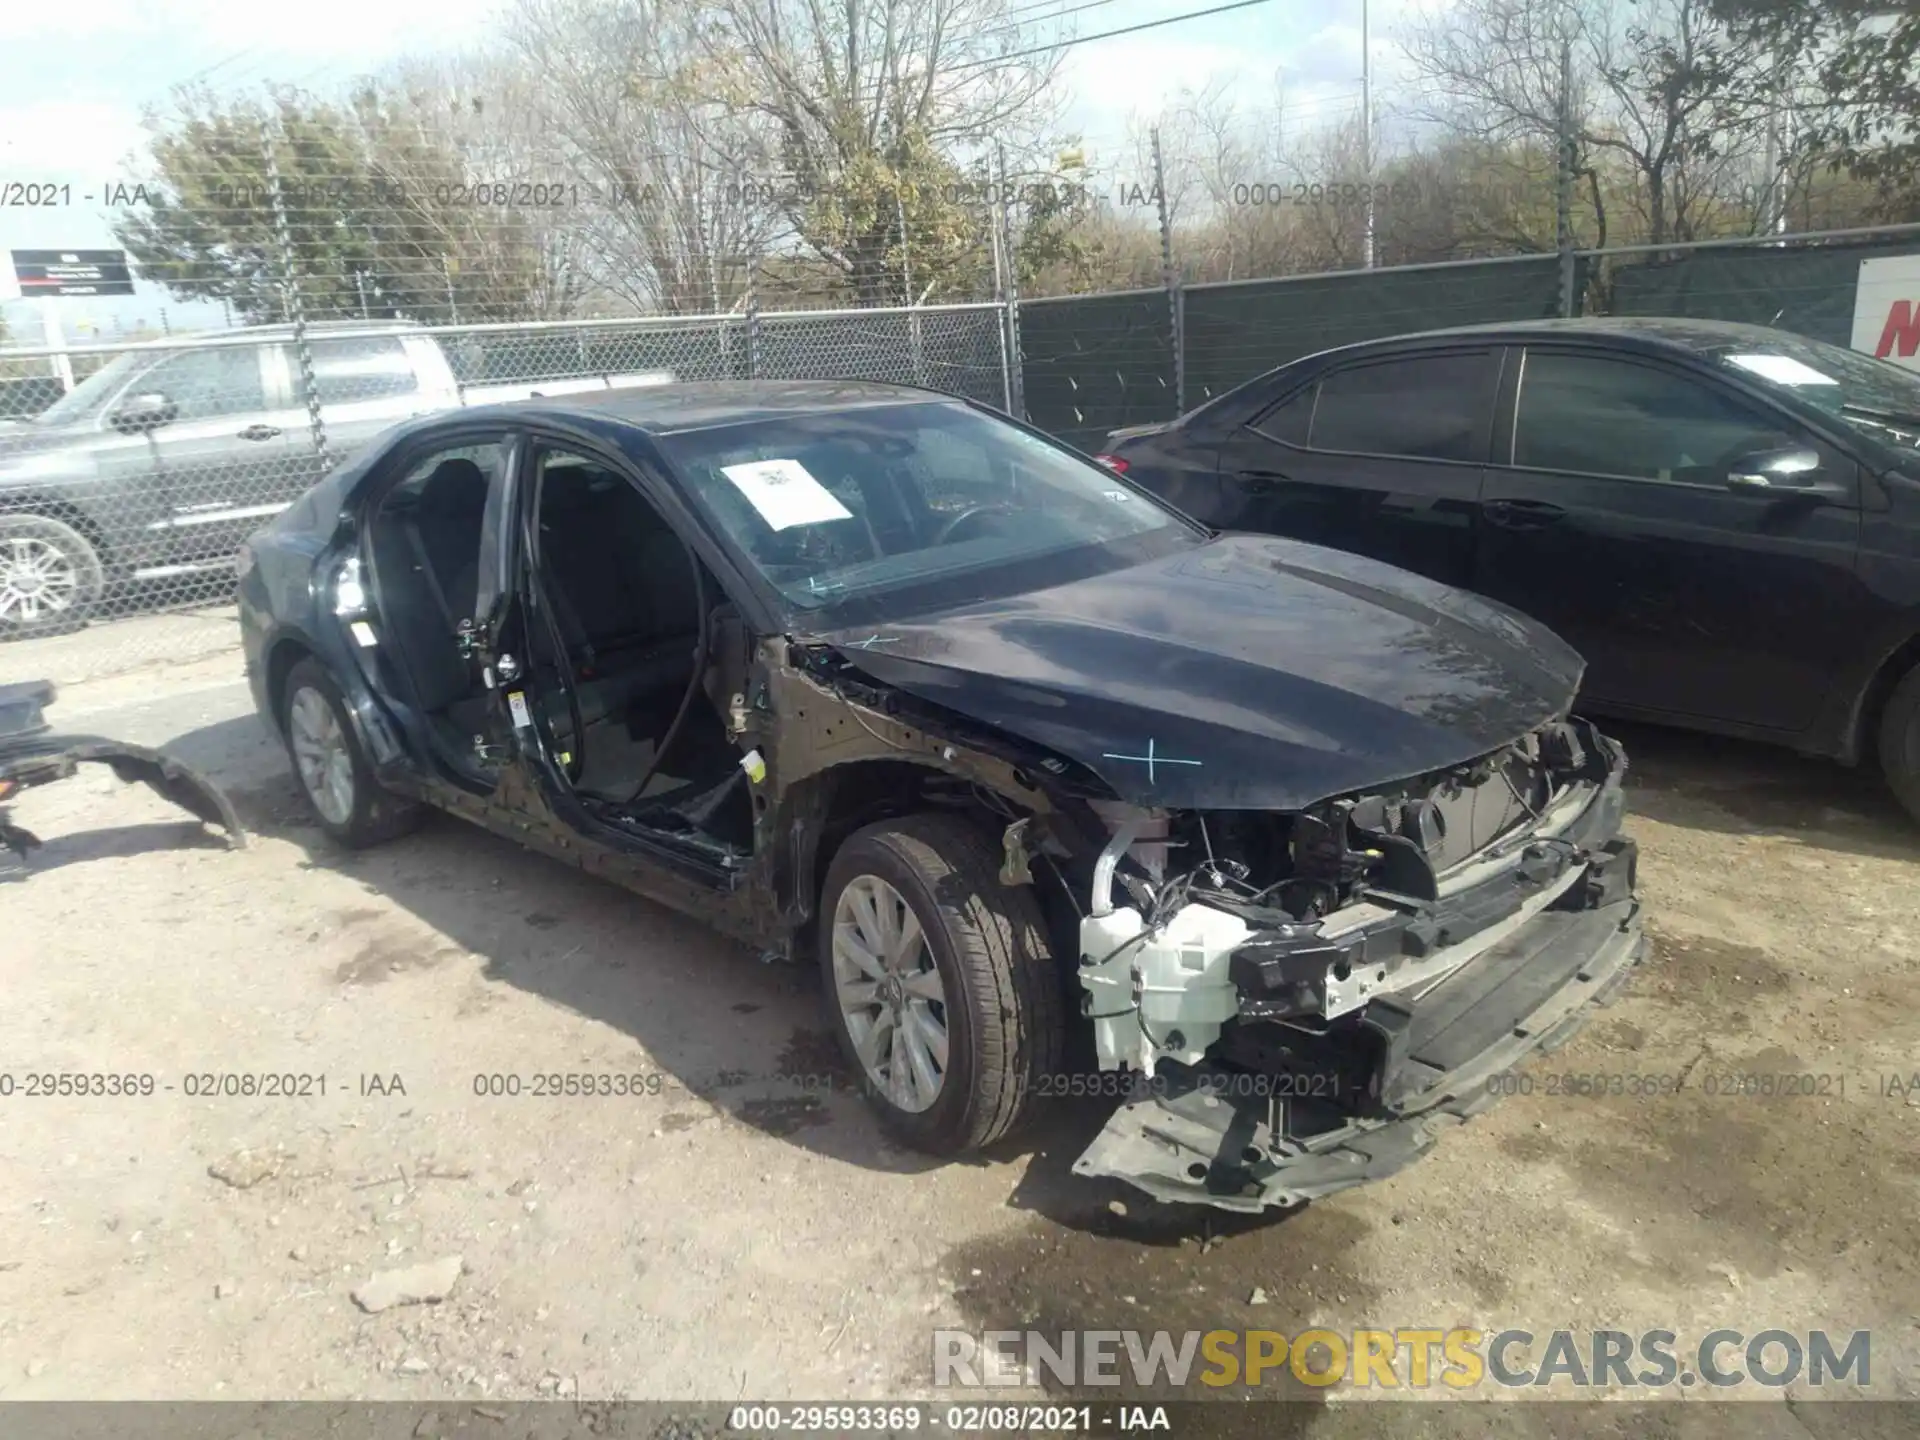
[0,0,1437,346]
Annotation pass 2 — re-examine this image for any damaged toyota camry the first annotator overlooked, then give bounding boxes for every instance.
[236,380,1644,1212]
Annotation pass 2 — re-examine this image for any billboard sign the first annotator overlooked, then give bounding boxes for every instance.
[10,249,136,298]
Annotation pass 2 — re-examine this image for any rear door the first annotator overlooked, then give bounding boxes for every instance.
[1474,345,1865,733]
[1210,346,1503,588]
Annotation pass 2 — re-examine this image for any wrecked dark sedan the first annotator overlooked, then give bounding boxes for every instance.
[235,380,1645,1212]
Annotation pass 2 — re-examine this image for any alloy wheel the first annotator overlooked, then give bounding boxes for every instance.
[287,685,356,827]
[0,534,80,626]
[831,873,951,1113]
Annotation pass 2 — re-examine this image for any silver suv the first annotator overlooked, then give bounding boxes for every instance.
[0,320,669,636]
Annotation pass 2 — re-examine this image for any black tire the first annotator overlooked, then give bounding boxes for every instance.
[0,512,105,639]
[1878,662,1920,826]
[280,657,423,848]
[819,812,1065,1156]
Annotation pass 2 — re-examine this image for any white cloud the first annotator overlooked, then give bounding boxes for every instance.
[0,101,147,182]
[9,0,505,58]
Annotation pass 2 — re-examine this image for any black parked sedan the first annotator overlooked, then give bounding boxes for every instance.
[1098,318,1920,822]
[237,380,1643,1212]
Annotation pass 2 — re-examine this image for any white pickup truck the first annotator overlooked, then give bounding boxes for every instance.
[0,320,674,634]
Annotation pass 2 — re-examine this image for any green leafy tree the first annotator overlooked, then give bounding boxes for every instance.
[696,0,1066,305]
[1712,0,1920,222]
[114,82,580,324]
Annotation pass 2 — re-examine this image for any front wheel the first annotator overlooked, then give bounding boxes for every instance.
[820,813,1064,1155]
[1878,661,1920,827]
[281,657,423,848]
[0,513,105,638]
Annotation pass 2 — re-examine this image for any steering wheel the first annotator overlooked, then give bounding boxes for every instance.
[933,504,1020,546]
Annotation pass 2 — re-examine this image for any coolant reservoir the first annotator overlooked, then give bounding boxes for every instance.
[1079,903,1253,1073]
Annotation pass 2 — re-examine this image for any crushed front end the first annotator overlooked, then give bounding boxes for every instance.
[1070,716,1643,1212]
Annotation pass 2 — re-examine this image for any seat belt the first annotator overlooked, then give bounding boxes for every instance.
[403,520,462,639]
[545,572,597,677]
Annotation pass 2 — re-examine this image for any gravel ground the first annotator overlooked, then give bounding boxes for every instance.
[1,643,1916,1420]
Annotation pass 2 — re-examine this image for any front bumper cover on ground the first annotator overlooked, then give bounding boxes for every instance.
[1072,888,1646,1213]
[0,680,246,864]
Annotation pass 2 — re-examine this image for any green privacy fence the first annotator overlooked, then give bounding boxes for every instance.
[1603,236,1920,347]
[1182,255,1573,407]
[1017,254,1574,450]
[1016,289,1178,453]
[1017,227,1920,451]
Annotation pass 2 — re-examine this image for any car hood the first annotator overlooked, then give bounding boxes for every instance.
[816,533,1585,810]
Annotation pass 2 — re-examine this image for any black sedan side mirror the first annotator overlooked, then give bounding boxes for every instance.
[1725,446,1847,501]
[110,392,178,434]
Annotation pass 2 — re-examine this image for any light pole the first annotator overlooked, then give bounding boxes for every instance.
[1361,0,1375,268]
[1273,64,1287,159]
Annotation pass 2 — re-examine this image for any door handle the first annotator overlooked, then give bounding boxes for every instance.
[237,424,282,441]
[1482,498,1565,529]
[1238,469,1290,496]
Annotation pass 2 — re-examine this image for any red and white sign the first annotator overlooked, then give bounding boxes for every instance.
[1853,255,1920,371]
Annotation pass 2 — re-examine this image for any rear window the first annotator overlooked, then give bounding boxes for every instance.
[1307,353,1498,462]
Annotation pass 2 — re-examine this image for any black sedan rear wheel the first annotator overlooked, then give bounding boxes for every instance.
[1879,662,1920,826]
[280,658,422,848]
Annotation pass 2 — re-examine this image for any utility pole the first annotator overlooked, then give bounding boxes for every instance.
[1273,65,1286,160]
[1151,124,1185,414]
[994,144,1025,421]
[37,301,74,394]
[263,119,331,473]
[1556,36,1577,317]
[988,169,1012,414]
[1361,0,1375,269]
[896,187,926,387]
[1761,46,1788,241]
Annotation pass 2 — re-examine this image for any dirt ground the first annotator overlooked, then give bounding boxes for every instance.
[2,641,1917,1421]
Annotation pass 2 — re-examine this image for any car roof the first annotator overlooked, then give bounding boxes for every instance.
[1321,315,1814,361]
[468,379,959,435]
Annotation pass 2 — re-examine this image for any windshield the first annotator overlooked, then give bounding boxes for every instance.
[30,352,143,427]
[1712,333,1920,455]
[654,401,1195,616]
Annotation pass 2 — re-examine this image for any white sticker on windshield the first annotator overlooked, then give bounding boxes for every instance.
[720,458,854,531]
[1727,353,1839,387]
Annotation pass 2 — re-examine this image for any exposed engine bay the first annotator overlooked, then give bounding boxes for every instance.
[1062,715,1642,1211]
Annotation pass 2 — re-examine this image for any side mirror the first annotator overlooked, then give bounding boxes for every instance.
[110,392,177,434]
[1725,446,1847,501]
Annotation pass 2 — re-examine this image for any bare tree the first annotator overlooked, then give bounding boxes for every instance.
[508,0,776,314]
[1400,0,1768,248]
[695,0,1069,304]
[358,57,592,321]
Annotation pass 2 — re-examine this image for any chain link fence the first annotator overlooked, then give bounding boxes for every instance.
[0,303,1010,683]
[5,223,1917,686]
